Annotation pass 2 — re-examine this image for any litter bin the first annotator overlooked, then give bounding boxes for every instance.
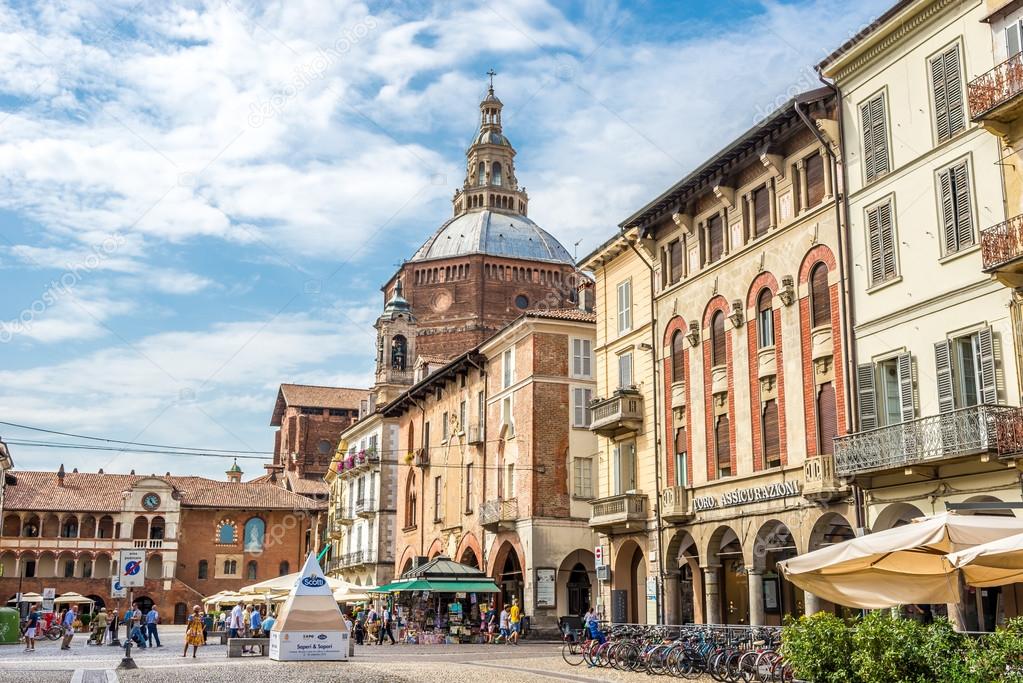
[0,607,20,645]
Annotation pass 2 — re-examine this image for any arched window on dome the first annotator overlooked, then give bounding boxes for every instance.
[392,335,408,371]
[493,162,502,186]
[477,162,485,186]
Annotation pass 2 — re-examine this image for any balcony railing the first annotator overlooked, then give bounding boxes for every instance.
[413,448,429,467]
[589,389,644,437]
[466,424,484,445]
[659,486,691,523]
[479,498,518,530]
[133,539,163,549]
[981,214,1023,272]
[834,405,1023,477]
[802,453,845,500]
[589,492,648,533]
[384,368,415,385]
[355,497,377,517]
[969,51,1023,120]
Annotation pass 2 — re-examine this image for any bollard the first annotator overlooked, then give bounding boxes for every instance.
[118,639,137,670]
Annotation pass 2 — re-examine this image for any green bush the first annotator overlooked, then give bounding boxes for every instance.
[781,612,858,683]
[971,617,1023,683]
[851,610,931,683]
[79,613,92,628]
[921,617,980,683]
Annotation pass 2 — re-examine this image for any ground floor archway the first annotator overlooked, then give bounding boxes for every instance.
[611,539,646,624]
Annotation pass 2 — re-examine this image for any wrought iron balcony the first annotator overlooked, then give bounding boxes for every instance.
[479,498,518,531]
[659,486,691,523]
[466,424,484,445]
[981,214,1023,282]
[834,405,1023,477]
[589,389,644,437]
[588,492,648,534]
[969,51,1023,122]
[802,453,846,501]
[355,497,376,517]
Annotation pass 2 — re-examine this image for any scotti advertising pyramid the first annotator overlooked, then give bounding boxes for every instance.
[269,552,349,661]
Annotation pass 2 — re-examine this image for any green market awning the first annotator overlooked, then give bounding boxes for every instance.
[371,578,499,594]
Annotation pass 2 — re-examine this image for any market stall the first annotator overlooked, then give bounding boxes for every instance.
[372,557,499,644]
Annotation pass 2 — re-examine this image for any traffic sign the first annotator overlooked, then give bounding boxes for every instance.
[118,549,145,587]
[111,577,126,598]
[594,545,604,567]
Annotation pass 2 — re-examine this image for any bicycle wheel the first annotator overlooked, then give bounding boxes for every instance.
[562,641,584,666]
[735,651,759,683]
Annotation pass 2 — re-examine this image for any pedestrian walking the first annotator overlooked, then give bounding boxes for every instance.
[243,604,252,636]
[229,602,243,638]
[60,605,77,650]
[106,609,118,645]
[183,606,205,658]
[90,608,108,645]
[496,604,510,644]
[484,603,497,644]
[509,598,521,645]
[367,606,379,644]
[202,611,213,644]
[23,608,39,652]
[146,605,161,647]
[377,605,396,645]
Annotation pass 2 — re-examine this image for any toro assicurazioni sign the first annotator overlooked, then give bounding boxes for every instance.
[692,480,800,512]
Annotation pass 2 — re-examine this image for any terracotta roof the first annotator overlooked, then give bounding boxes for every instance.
[524,308,596,323]
[416,354,454,365]
[270,383,370,425]
[5,470,326,513]
[285,471,329,496]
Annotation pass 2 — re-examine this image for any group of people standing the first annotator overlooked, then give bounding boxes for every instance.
[481,598,522,644]
[346,604,396,645]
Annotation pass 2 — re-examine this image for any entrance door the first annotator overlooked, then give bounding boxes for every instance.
[174,602,187,625]
[679,564,694,624]
[566,563,591,617]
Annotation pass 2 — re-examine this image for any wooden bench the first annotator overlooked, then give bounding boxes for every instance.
[227,637,269,657]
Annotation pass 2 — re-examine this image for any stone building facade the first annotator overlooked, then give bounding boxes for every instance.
[0,467,324,623]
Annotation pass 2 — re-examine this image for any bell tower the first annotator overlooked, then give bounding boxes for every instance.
[453,70,529,217]
[373,278,417,404]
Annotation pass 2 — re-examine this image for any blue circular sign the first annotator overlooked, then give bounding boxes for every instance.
[124,561,141,576]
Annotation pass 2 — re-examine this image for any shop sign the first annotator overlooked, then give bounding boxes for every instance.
[535,568,556,608]
[693,480,800,512]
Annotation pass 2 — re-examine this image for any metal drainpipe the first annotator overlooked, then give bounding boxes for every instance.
[623,230,665,626]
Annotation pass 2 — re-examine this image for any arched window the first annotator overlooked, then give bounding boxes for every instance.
[477,161,485,186]
[391,335,408,371]
[197,560,208,580]
[757,289,774,348]
[810,263,831,328]
[278,561,289,576]
[223,559,237,575]
[711,311,726,366]
[243,518,265,552]
[671,330,685,383]
[217,522,236,544]
[405,471,418,529]
[493,162,502,186]
[246,561,258,580]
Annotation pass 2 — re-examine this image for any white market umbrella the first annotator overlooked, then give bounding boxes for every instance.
[240,571,350,596]
[203,591,245,606]
[54,592,94,605]
[8,592,42,603]
[778,513,1023,608]
[333,586,375,603]
[946,530,1023,587]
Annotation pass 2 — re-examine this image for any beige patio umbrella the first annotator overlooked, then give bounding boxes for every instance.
[333,585,375,603]
[240,571,350,596]
[203,590,245,606]
[54,592,94,605]
[8,592,42,603]
[778,513,1023,608]
[946,531,1023,587]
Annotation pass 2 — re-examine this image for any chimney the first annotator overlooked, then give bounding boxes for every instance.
[98,468,104,475]
[57,463,65,486]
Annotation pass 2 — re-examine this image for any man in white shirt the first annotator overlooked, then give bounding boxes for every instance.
[229,603,244,639]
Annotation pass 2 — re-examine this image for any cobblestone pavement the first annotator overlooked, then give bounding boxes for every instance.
[0,626,715,682]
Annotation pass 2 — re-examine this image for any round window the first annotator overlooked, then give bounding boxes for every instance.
[317,439,331,454]
[515,294,529,309]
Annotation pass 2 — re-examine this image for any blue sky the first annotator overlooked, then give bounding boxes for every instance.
[0,0,891,478]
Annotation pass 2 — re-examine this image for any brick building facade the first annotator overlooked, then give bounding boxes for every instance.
[0,467,324,623]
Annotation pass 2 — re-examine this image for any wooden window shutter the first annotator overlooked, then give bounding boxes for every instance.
[953,162,973,249]
[810,264,831,328]
[762,399,780,465]
[817,382,837,455]
[867,201,897,284]
[931,45,964,142]
[979,326,997,405]
[939,168,957,253]
[862,94,889,182]
[671,331,685,383]
[930,51,950,142]
[753,185,770,237]
[711,311,726,366]
[670,239,684,283]
[867,205,884,284]
[708,214,724,262]
[934,340,955,413]
[715,414,730,471]
[857,363,878,430]
[806,153,825,207]
[897,353,915,421]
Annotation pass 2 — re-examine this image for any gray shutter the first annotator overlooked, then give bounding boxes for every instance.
[939,168,956,254]
[931,52,950,142]
[861,100,875,181]
[857,363,878,430]
[870,96,889,178]
[879,201,896,279]
[867,205,883,284]
[953,162,973,248]
[935,340,955,413]
[979,326,997,405]
[944,46,965,138]
[897,353,915,421]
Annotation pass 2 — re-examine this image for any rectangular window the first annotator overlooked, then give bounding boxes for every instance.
[762,399,781,468]
[757,301,774,349]
[64,560,74,578]
[465,463,474,513]
[442,412,449,441]
[328,408,346,417]
[715,414,731,477]
[573,457,594,499]
[707,213,724,262]
[938,161,974,255]
[369,433,378,453]
[433,476,442,522]
[817,382,837,455]
[861,93,890,182]
[955,334,983,407]
[674,427,688,487]
[617,280,632,333]
[1008,19,1022,57]
[573,387,593,427]
[300,406,322,415]
[572,338,592,377]
[866,199,898,285]
[477,391,485,426]
[613,441,637,494]
[753,185,770,238]
[459,400,467,433]
[806,153,825,207]
[618,352,633,389]
[505,463,516,498]
[669,239,684,283]
[930,44,965,143]
[501,396,515,437]
[423,421,430,455]
[502,348,515,388]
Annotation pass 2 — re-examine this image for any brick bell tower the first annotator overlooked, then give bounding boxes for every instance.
[373,278,417,405]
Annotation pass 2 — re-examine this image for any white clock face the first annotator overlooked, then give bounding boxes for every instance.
[142,493,160,511]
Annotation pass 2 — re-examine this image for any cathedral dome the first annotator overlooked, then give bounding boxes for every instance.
[411,210,574,264]
[474,130,510,146]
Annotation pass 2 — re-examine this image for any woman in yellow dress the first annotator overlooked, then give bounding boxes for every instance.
[183,605,205,658]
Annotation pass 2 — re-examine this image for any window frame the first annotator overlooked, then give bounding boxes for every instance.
[571,338,593,378]
[572,386,593,428]
[617,351,634,389]
[860,90,891,183]
[502,347,515,389]
[865,196,899,287]
[711,311,726,367]
[573,457,594,499]
[928,41,966,144]
[809,263,832,329]
[936,158,975,257]
[617,279,633,334]
[671,330,686,383]
[756,289,774,349]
